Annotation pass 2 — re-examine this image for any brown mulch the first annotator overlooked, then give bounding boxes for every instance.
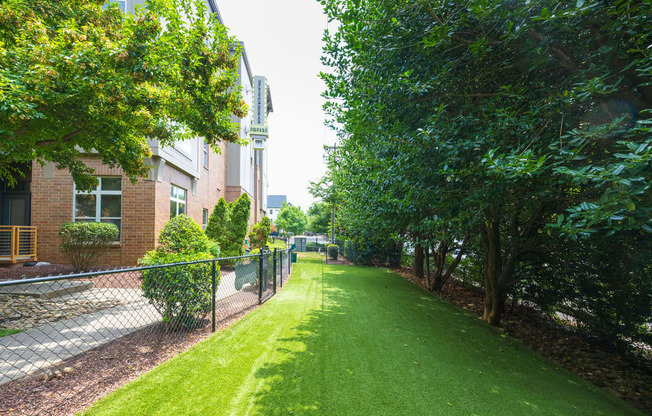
[0,277,288,416]
[0,265,76,281]
[394,266,652,415]
[324,254,354,266]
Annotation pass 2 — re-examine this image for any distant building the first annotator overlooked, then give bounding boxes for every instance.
[226,45,273,225]
[267,195,288,223]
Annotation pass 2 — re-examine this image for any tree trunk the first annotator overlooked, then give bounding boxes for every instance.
[432,240,448,292]
[434,239,467,292]
[425,244,431,290]
[414,243,424,279]
[482,217,505,326]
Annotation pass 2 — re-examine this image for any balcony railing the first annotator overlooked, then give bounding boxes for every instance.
[0,226,37,264]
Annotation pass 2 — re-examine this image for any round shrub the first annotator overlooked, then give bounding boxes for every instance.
[140,251,218,329]
[59,222,119,271]
[327,244,339,260]
[157,214,209,255]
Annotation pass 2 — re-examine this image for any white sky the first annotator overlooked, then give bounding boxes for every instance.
[217,0,337,211]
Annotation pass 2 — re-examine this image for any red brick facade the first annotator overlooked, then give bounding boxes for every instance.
[31,141,229,266]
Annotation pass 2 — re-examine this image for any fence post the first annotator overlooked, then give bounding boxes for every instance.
[258,249,264,304]
[273,248,277,294]
[289,248,293,274]
[211,260,216,332]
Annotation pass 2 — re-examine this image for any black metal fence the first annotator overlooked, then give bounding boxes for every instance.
[0,248,292,390]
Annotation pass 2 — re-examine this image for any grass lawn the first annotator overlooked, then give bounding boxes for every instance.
[82,253,643,416]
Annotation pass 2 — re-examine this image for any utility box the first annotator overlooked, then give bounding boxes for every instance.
[294,237,307,252]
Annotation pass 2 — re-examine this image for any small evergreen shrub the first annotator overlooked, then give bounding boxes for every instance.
[156,214,209,255]
[249,216,271,249]
[140,215,216,329]
[225,193,251,256]
[205,198,230,250]
[327,244,339,260]
[207,240,221,258]
[140,251,217,329]
[59,222,119,271]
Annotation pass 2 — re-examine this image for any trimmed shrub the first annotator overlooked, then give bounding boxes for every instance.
[327,244,339,260]
[205,197,230,250]
[207,241,221,258]
[59,222,119,271]
[249,216,271,249]
[140,251,217,329]
[156,214,209,255]
[224,193,251,257]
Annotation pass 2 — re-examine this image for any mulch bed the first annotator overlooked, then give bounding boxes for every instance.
[324,254,354,266]
[0,275,290,416]
[394,266,652,415]
[0,265,77,282]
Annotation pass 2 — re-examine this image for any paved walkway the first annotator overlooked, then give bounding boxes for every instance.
[0,270,260,385]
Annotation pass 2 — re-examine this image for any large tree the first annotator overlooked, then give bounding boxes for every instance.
[0,0,246,189]
[276,203,308,237]
[307,202,331,235]
[320,0,651,325]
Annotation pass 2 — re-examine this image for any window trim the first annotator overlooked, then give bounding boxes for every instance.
[202,208,209,230]
[203,140,209,169]
[170,184,187,218]
[73,177,122,241]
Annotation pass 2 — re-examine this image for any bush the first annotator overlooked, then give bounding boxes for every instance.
[249,216,271,249]
[327,244,339,260]
[207,241,221,258]
[205,198,229,249]
[59,222,119,271]
[140,251,217,329]
[224,193,251,257]
[157,214,209,255]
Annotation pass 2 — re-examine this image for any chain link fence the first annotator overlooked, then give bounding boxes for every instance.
[0,248,292,391]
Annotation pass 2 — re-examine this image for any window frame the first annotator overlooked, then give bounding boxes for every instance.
[73,177,122,241]
[203,140,209,169]
[170,184,187,218]
[202,208,209,230]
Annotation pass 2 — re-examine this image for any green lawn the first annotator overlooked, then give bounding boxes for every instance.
[82,253,642,416]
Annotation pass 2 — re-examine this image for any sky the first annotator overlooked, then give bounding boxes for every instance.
[216,0,337,211]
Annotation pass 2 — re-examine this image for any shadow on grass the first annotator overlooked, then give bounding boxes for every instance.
[249,263,642,416]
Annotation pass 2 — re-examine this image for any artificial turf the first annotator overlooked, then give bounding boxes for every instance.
[82,253,643,415]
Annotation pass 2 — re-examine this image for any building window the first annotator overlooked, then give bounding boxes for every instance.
[170,185,186,218]
[74,177,122,240]
[202,209,209,230]
[269,209,273,214]
[203,140,209,168]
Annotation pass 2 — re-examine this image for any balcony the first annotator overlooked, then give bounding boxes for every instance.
[0,226,37,264]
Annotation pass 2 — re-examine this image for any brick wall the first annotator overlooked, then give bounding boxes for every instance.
[154,142,228,245]
[31,141,228,266]
[31,158,156,266]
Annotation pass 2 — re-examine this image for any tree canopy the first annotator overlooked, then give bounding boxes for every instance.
[275,203,308,237]
[307,202,331,235]
[320,0,651,333]
[0,0,246,189]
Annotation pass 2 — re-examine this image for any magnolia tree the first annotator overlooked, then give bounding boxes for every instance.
[0,0,246,189]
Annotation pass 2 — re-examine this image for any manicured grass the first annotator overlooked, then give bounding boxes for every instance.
[0,328,20,338]
[82,253,642,415]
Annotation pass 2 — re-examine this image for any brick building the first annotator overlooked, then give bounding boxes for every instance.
[0,2,273,266]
